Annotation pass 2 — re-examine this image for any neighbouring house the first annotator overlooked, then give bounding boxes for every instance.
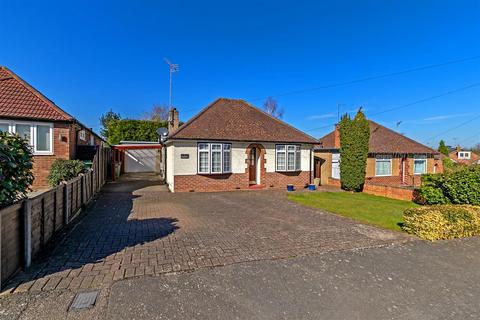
[448,147,480,165]
[314,121,443,188]
[164,98,318,192]
[0,66,104,188]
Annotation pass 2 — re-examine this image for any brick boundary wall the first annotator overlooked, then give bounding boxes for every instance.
[174,171,311,192]
[363,183,414,201]
[327,178,414,201]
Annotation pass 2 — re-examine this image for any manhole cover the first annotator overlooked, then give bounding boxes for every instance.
[69,290,99,311]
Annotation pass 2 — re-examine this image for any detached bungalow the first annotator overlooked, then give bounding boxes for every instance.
[314,121,443,187]
[0,66,104,188]
[164,98,318,192]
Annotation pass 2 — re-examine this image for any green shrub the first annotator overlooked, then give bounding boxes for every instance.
[403,205,480,240]
[0,132,34,206]
[443,165,480,205]
[48,159,86,187]
[107,119,167,145]
[415,166,480,205]
[339,110,370,191]
[414,174,449,205]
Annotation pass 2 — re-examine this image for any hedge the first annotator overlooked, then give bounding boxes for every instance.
[415,165,480,205]
[0,131,34,207]
[403,205,480,240]
[107,119,167,145]
[48,159,86,187]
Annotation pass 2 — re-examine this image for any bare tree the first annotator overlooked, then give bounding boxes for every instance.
[263,96,284,119]
[143,104,169,121]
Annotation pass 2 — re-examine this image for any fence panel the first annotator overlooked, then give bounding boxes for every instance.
[0,147,110,288]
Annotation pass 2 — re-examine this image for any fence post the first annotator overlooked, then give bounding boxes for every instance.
[23,199,32,269]
[63,182,70,225]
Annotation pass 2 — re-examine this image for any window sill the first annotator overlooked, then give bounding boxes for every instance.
[33,152,54,156]
[276,170,302,173]
[374,174,392,177]
[198,172,232,175]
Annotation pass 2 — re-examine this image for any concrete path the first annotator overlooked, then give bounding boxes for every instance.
[107,237,480,320]
[7,174,409,294]
[1,237,479,320]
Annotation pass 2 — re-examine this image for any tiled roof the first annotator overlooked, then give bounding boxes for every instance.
[0,66,73,121]
[317,120,438,154]
[169,98,318,144]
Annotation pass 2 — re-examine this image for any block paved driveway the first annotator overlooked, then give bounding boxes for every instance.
[9,174,411,293]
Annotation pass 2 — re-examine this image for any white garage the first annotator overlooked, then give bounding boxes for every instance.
[125,148,158,173]
[112,142,162,177]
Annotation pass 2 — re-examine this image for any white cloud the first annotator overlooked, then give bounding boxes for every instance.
[307,113,336,120]
[423,113,473,121]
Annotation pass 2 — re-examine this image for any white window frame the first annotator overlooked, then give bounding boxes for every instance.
[197,142,232,174]
[0,120,54,155]
[375,156,392,177]
[458,151,471,160]
[413,155,427,175]
[276,144,301,172]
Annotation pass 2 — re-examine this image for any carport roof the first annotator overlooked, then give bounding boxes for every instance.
[169,98,318,144]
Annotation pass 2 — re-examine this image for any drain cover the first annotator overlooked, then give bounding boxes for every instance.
[69,290,99,311]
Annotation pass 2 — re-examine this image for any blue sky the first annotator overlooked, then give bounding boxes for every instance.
[1,0,480,148]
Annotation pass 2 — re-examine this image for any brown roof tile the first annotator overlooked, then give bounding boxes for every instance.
[317,120,438,154]
[0,66,72,121]
[169,98,318,144]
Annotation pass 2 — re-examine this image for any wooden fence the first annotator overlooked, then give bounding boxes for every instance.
[0,147,110,288]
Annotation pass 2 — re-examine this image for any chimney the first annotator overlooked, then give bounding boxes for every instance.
[334,124,341,148]
[168,108,179,133]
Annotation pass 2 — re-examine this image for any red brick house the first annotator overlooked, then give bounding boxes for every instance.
[448,147,480,165]
[0,66,104,188]
[165,98,318,192]
[314,121,443,187]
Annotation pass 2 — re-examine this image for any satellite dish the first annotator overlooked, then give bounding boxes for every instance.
[156,127,169,142]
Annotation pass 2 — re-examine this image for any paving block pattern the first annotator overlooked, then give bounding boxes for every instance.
[8,174,411,293]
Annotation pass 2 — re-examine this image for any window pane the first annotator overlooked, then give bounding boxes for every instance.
[199,151,209,173]
[375,160,391,176]
[223,150,231,172]
[16,124,31,142]
[211,150,221,173]
[36,125,50,151]
[295,146,301,171]
[277,152,286,171]
[211,144,222,151]
[198,143,209,150]
[414,160,426,174]
[287,151,295,171]
[276,145,285,151]
[223,144,231,151]
[0,123,8,132]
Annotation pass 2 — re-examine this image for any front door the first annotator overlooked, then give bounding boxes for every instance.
[249,148,257,184]
[314,157,322,180]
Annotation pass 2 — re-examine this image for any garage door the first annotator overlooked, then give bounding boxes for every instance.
[125,149,157,173]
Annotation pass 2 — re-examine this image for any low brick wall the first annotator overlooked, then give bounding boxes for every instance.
[363,183,414,201]
[325,178,414,201]
[174,171,311,192]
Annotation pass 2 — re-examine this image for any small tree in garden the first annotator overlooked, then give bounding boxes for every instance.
[339,109,370,191]
[438,140,449,156]
[0,131,34,207]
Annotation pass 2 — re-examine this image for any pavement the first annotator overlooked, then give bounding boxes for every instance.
[1,237,479,320]
[1,174,478,319]
[6,173,409,294]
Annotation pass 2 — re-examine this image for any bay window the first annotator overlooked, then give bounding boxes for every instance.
[276,144,301,172]
[197,143,232,174]
[375,155,392,176]
[413,155,427,175]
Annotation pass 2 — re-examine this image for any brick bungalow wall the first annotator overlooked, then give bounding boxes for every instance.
[174,171,311,192]
[31,123,72,188]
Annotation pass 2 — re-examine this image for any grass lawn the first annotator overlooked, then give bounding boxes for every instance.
[288,191,419,232]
